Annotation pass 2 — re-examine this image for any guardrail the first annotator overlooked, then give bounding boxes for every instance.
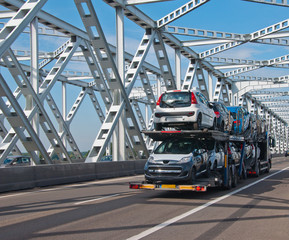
[0,160,146,193]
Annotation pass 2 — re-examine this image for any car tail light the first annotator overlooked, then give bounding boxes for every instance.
[234,120,240,125]
[195,186,206,192]
[156,94,163,106]
[191,92,198,104]
[129,184,140,189]
[214,111,220,118]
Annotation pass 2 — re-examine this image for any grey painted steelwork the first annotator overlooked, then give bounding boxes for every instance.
[0,0,288,166]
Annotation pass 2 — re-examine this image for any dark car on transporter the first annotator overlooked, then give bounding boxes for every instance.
[211,101,233,132]
[144,138,213,184]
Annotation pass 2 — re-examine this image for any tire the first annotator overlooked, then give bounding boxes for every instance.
[189,167,197,184]
[223,168,232,190]
[213,161,218,171]
[193,114,202,130]
[232,166,238,188]
[205,163,211,177]
[265,159,271,173]
[242,164,247,180]
[210,118,217,130]
[155,123,162,131]
[254,160,260,177]
[220,121,225,132]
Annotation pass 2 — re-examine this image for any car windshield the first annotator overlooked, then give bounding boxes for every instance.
[160,92,191,108]
[3,158,13,165]
[154,139,198,154]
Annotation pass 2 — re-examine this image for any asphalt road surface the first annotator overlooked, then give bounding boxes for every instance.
[0,156,289,240]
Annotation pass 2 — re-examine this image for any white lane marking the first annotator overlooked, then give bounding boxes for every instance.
[0,192,30,200]
[0,175,142,199]
[126,166,289,240]
[74,193,121,205]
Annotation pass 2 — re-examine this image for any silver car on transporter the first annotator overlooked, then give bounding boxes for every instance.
[153,89,216,130]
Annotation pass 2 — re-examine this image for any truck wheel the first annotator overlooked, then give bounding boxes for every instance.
[190,167,197,184]
[242,165,247,179]
[232,167,238,188]
[265,160,271,173]
[254,160,260,177]
[224,168,232,190]
[193,115,202,130]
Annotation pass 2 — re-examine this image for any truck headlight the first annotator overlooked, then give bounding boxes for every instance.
[148,156,156,163]
[179,156,191,163]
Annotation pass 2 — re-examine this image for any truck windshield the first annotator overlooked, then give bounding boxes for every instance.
[154,139,198,154]
[160,92,191,108]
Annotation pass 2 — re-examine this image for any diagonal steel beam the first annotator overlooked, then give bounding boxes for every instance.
[199,18,289,58]
[157,0,210,28]
[0,0,47,58]
[243,0,289,7]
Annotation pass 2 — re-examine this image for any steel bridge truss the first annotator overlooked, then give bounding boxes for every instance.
[0,0,288,164]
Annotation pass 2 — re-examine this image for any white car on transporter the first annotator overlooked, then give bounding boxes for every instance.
[153,89,216,131]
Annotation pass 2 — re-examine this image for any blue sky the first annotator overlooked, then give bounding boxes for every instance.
[2,0,289,152]
[40,0,289,55]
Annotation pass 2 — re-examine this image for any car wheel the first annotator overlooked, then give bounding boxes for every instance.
[210,118,217,130]
[205,163,211,177]
[213,161,218,171]
[193,114,202,130]
[220,121,225,132]
[155,123,162,131]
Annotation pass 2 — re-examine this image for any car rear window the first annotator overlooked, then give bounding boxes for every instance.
[160,92,191,108]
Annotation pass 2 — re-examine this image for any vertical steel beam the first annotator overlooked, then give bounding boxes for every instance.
[175,48,181,89]
[208,71,213,101]
[114,6,125,162]
[29,17,39,144]
[0,0,48,58]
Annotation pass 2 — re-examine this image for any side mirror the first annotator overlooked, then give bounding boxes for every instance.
[208,103,213,108]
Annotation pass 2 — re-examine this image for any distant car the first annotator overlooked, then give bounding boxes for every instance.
[226,106,250,134]
[100,155,112,162]
[0,156,34,168]
[285,150,289,157]
[144,138,209,184]
[154,89,216,130]
[211,102,233,132]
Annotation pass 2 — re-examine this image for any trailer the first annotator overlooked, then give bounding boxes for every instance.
[129,129,271,192]
[130,130,251,192]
